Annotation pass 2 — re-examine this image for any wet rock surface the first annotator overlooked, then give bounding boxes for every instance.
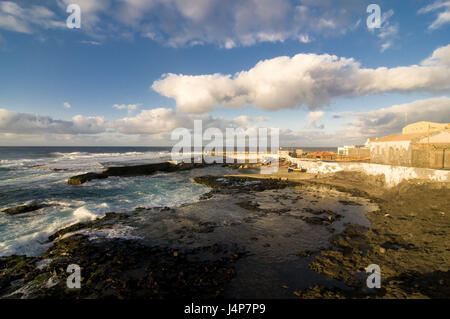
[68,173,107,185]
[68,161,213,185]
[0,208,247,299]
[1,202,46,215]
[47,212,131,242]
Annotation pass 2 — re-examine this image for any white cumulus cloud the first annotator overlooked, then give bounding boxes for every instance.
[152,44,450,113]
[113,108,184,134]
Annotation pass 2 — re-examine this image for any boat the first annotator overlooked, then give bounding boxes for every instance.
[288,166,307,173]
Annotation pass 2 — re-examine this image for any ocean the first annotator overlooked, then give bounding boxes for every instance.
[0,147,213,257]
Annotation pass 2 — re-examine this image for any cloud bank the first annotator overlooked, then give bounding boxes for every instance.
[340,96,450,142]
[2,96,449,146]
[0,109,106,134]
[0,107,268,137]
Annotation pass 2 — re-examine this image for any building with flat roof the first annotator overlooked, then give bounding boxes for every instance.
[368,130,450,169]
[402,121,450,134]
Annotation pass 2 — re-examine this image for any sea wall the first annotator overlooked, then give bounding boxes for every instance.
[284,156,450,187]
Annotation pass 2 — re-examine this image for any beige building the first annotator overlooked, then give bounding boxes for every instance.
[295,149,304,157]
[369,130,450,169]
[402,121,450,134]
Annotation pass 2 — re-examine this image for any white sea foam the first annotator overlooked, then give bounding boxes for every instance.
[0,230,54,257]
[73,206,99,221]
[42,199,86,208]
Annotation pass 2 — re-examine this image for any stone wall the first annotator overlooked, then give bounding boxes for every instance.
[347,147,370,158]
[369,141,412,166]
[411,143,450,169]
[368,140,450,169]
[283,155,450,187]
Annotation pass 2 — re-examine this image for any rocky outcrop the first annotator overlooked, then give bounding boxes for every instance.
[68,161,211,185]
[101,162,173,177]
[1,202,45,215]
[68,173,108,185]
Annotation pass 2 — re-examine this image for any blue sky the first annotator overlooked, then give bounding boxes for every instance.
[0,0,449,146]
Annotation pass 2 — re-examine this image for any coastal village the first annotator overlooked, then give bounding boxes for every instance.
[279,121,450,170]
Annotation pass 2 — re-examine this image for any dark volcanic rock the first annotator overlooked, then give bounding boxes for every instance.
[48,212,130,242]
[0,235,245,299]
[41,235,243,299]
[102,162,209,177]
[102,162,172,177]
[68,173,107,185]
[68,161,212,185]
[0,211,246,299]
[1,202,45,215]
[194,175,297,192]
[0,255,40,296]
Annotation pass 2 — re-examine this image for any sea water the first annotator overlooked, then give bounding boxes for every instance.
[0,147,212,256]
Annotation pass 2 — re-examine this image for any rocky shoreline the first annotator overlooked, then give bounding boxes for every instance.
[67,161,214,185]
[0,209,247,299]
[1,167,449,299]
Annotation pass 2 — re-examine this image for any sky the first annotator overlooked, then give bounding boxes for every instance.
[0,0,449,147]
